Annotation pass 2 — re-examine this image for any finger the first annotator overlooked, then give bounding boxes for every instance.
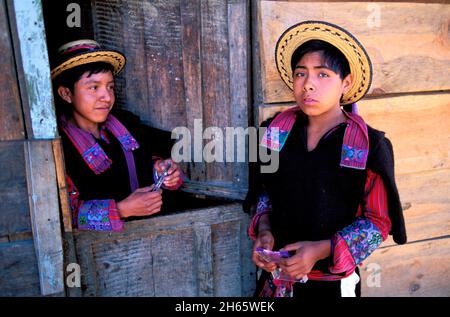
[280,242,302,252]
[136,186,153,193]
[164,171,180,182]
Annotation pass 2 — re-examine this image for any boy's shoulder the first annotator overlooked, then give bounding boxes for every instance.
[367,124,395,168]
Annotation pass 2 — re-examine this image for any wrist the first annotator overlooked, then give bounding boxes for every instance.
[316,240,331,260]
[116,201,128,218]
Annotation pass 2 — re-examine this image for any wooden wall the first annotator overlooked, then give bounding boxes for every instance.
[0,0,40,296]
[73,203,254,296]
[91,0,251,200]
[254,0,450,296]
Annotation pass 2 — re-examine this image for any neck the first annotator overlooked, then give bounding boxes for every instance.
[307,106,346,132]
[69,116,100,138]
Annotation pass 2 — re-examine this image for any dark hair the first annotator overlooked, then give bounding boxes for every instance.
[52,62,114,118]
[53,62,114,91]
[290,40,350,79]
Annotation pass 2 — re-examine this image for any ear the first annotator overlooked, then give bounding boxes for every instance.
[57,86,73,103]
[342,73,353,95]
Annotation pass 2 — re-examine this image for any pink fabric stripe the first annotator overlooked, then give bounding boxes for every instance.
[63,44,97,54]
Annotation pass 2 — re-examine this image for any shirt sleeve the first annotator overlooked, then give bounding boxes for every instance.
[67,175,124,232]
[329,169,392,274]
[248,193,273,241]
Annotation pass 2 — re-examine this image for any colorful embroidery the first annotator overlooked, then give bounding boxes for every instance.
[261,127,290,151]
[256,194,273,214]
[337,217,383,265]
[77,200,123,232]
[82,142,112,173]
[248,194,273,240]
[341,145,368,164]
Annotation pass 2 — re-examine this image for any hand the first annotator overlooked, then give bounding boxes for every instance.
[278,240,331,280]
[154,159,182,188]
[252,230,277,272]
[117,186,163,218]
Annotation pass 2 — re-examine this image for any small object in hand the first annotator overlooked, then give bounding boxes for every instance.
[255,247,290,264]
[152,162,172,191]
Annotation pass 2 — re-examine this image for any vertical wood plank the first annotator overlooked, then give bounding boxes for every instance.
[194,222,213,296]
[11,0,57,139]
[25,140,64,295]
[201,0,231,182]
[0,0,24,141]
[228,0,250,189]
[52,138,72,232]
[180,0,206,183]
[0,142,31,236]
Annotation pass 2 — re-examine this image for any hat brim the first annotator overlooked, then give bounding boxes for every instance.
[51,50,126,79]
[275,21,372,105]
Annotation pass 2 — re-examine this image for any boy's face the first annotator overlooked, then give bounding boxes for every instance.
[292,52,352,118]
[58,70,115,131]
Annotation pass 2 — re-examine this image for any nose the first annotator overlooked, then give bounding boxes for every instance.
[99,87,113,102]
[303,75,315,92]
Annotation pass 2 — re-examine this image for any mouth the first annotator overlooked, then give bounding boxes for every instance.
[95,107,111,111]
[302,97,318,105]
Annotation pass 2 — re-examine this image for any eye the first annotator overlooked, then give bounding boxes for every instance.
[89,85,98,91]
[294,71,306,78]
[318,72,329,78]
[108,85,115,91]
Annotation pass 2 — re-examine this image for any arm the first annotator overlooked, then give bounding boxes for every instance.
[248,193,273,240]
[329,169,392,275]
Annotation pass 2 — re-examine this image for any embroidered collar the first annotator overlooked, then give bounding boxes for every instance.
[260,105,369,169]
[60,114,140,175]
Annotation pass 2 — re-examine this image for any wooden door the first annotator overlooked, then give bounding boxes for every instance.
[91,0,251,200]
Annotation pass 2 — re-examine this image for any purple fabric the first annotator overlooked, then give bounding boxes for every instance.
[60,114,140,191]
[77,199,124,232]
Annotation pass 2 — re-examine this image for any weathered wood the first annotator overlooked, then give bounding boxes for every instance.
[0,240,41,296]
[256,0,450,103]
[228,0,250,190]
[52,138,72,232]
[211,220,242,296]
[73,203,254,296]
[180,0,206,183]
[358,93,450,175]
[0,0,24,141]
[194,222,214,296]
[379,168,450,248]
[91,0,250,200]
[11,0,57,139]
[257,92,450,176]
[24,140,64,295]
[0,142,31,237]
[360,237,450,297]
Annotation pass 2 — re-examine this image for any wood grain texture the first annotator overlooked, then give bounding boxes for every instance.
[256,0,450,103]
[358,93,450,175]
[91,0,251,199]
[0,0,24,141]
[25,140,64,295]
[0,142,31,237]
[73,203,254,296]
[0,240,40,296]
[360,237,450,296]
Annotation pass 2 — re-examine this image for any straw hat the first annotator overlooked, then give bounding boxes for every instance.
[275,21,373,105]
[51,39,126,79]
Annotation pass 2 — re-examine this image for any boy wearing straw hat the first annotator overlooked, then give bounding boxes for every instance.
[51,40,183,232]
[247,21,406,297]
